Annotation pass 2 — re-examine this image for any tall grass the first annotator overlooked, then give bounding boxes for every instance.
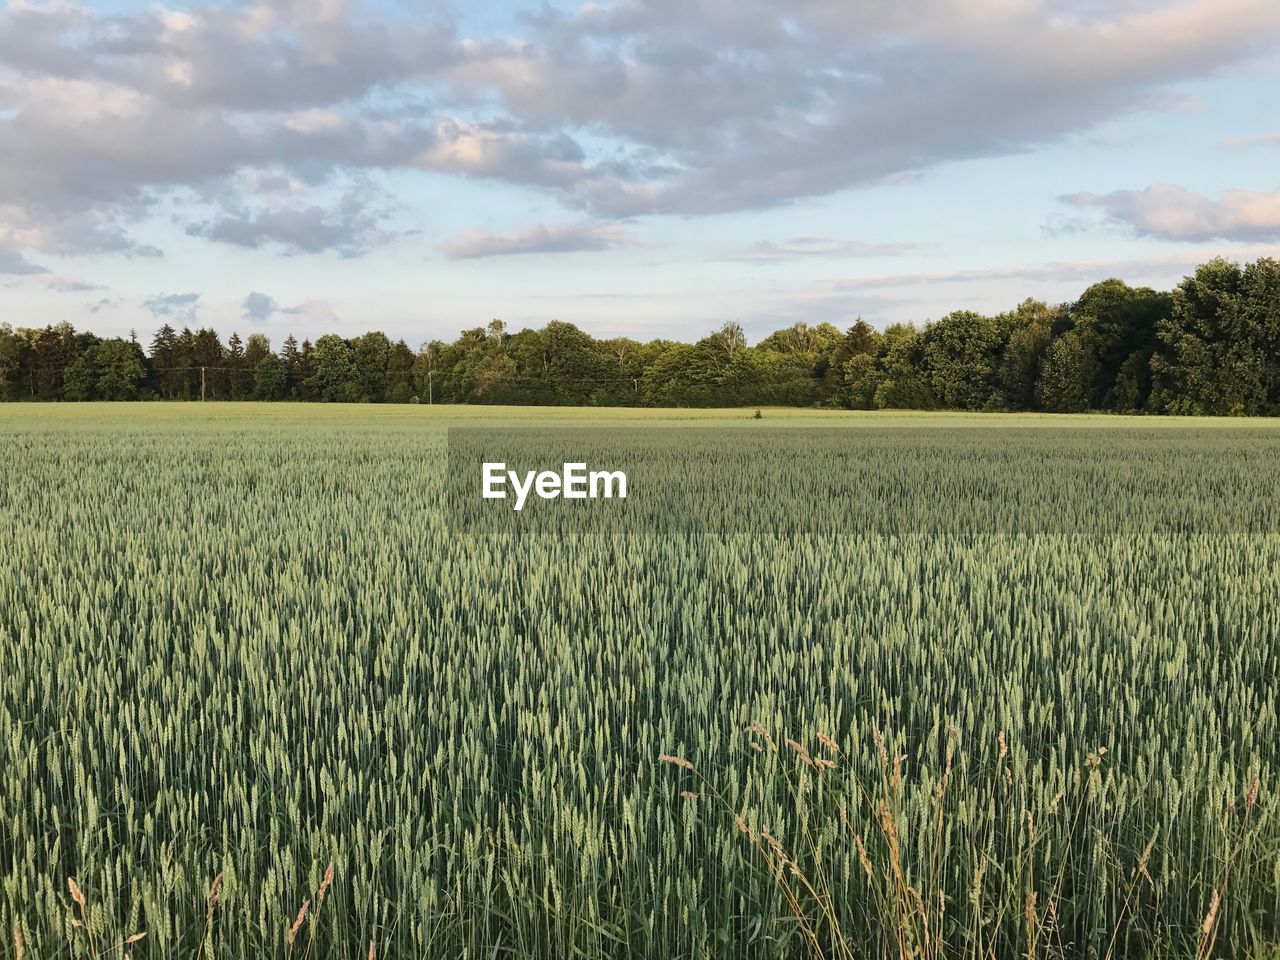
[0,407,1277,957]
[661,726,1271,958]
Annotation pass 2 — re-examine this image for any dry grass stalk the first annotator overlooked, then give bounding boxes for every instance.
[786,739,816,768]
[657,754,693,771]
[207,872,223,914]
[287,899,310,946]
[1024,891,1038,960]
[197,872,224,960]
[1195,888,1221,960]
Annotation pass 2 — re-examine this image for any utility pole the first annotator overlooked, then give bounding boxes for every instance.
[428,370,433,405]
[201,366,206,402]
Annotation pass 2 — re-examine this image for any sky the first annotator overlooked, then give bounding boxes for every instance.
[1,0,1279,346]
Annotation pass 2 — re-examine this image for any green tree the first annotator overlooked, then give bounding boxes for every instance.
[997,300,1058,410]
[717,348,818,406]
[594,337,648,405]
[641,343,707,406]
[226,332,249,399]
[758,321,842,357]
[191,328,227,399]
[174,328,199,398]
[0,323,22,401]
[351,331,392,402]
[843,354,885,410]
[62,350,100,401]
[245,333,271,371]
[64,339,146,400]
[708,321,747,365]
[1243,258,1280,412]
[306,335,357,402]
[414,341,444,403]
[150,324,182,399]
[280,336,302,396]
[1035,329,1097,413]
[1072,279,1170,409]
[294,339,317,401]
[539,321,608,404]
[23,322,81,399]
[824,319,882,398]
[254,354,288,400]
[873,323,935,409]
[923,310,1007,410]
[95,339,147,400]
[1150,259,1260,415]
[386,340,417,403]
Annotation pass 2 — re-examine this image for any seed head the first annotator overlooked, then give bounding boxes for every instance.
[287,899,310,945]
[1201,890,1220,936]
[207,872,223,911]
[854,834,874,881]
[785,739,815,767]
[874,730,889,765]
[658,754,694,771]
[1137,838,1155,886]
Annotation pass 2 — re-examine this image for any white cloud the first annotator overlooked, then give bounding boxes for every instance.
[144,291,200,322]
[188,183,397,258]
[242,290,338,324]
[440,222,638,259]
[720,236,917,263]
[1064,183,1280,242]
[46,276,105,293]
[448,0,1280,215]
[0,0,1277,271]
[1223,131,1280,149]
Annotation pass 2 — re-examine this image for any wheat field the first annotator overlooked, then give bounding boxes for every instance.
[1,405,1277,959]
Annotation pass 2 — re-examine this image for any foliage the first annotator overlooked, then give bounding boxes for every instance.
[3,258,1280,415]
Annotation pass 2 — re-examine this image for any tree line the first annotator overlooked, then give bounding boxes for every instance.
[3,257,1279,414]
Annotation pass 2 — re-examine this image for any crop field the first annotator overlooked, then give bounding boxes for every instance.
[1,404,1278,960]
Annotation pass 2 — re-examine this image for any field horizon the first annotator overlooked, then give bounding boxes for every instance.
[10,402,1280,429]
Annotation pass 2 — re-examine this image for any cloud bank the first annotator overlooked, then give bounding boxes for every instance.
[1065,183,1280,242]
[0,0,1276,269]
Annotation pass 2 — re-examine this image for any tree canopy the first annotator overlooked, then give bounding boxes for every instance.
[3,257,1278,415]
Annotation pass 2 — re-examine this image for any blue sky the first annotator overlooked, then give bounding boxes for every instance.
[2,0,1279,345]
